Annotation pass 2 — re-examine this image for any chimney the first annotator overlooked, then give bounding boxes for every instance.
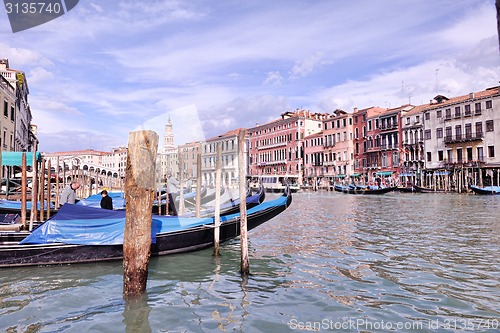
[469,92,475,99]
[354,107,358,113]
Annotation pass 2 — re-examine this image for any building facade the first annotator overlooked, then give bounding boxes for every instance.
[247,109,326,184]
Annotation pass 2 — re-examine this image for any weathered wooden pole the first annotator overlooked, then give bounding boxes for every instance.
[39,159,46,221]
[55,157,60,208]
[21,153,27,229]
[213,143,222,256]
[29,151,38,231]
[123,130,158,297]
[238,129,249,275]
[178,149,185,216]
[46,159,52,220]
[195,149,202,218]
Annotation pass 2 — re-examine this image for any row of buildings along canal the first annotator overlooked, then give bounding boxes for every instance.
[43,85,500,195]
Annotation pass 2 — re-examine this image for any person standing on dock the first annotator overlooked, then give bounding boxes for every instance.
[100,190,113,210]
[60,181,81,207]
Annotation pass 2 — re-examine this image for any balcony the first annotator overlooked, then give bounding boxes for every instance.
[380,143,398,150]
[443,157,485,167]
[256,141,288,150]
[379,123,398,131]
[444,132,483,144]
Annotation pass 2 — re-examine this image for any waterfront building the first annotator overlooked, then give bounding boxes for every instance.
[353,106,387,182]
[401,104,427,185]
[376,105,409,183]
[422,86,500,190]
[178,141,201,181]
[303,130,324,188]
[247,109,327,185]
[0,59,36,152]
[321,109,355,185]
[0,74,16,152]
[201,129,244,188]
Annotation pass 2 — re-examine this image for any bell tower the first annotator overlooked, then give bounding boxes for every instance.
[163,117,175,152]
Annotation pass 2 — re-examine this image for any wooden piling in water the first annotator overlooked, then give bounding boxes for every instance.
[213,143,222,256]
[195,151,202,218]
[39,160,45,221]
[46,159,51,220]
[123,130,158,297]
[29,150,38,231]
[21,153,27,229]
[178,149,185,216]
[238,129,249,275]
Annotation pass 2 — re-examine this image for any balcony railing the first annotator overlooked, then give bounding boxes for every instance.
[444,132,483,144]
[256,141,288,150]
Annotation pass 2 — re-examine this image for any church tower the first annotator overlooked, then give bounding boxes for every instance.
[163,117,175,152]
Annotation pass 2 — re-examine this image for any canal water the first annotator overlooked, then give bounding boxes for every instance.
[0,191,499,332]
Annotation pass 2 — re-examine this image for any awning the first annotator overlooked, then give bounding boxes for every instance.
[1,152,42,167]
[434,171,450,176]
[350,173,362,177]
[335,174,346,178]
[376,171,394,177]
[399,173,414,177]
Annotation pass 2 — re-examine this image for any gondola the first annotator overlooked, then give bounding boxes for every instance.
[334,184,396,195]
[412,184,446,193]
[0,187,291,268]
[469,185,500,195]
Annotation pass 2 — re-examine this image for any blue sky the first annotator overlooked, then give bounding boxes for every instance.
[1,0,498,152]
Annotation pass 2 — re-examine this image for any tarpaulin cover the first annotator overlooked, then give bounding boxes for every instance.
[0,199,54,210]
[20,203,215,245]
[19,192,288,246]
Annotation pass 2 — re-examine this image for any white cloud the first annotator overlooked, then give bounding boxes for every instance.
[263,71,283,86]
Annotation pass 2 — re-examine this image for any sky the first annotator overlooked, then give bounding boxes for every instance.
[1,0,499,153]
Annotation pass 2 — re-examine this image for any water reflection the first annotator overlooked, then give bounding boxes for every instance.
[1,192,499,332]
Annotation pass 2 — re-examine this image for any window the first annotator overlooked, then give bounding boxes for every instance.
[486,100,492,109]
[406,117,410,125]
[457,148,463,162]
[416,115,420,123]
[477,147,484,161]
[486,120,494,132]
[455,125,462,140]
[445,126,452,140]
[436,110,442,118]
[10,106,14,120]
[425,113,430,120]
[424,129,431,140]
[475,102,481,113]
[465,123,472,138]
[476,122,483,136]
[427,152,432,162]
[438,150,444,161]
[464,104,471,116]
[445,108,451,118]
[454,107,461,117]
[436,128,443,138]
[467,147,473,161]
[3,100,7,117]
[488,145,495,158]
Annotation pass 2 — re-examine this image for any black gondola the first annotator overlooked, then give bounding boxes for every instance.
[0,187,291,268]
[334,184,396,195]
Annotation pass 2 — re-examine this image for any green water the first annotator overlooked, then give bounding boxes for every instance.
[0,191,499,332]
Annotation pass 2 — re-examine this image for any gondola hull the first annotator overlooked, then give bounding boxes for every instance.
[0,189,291,268]
[334,184,396,195]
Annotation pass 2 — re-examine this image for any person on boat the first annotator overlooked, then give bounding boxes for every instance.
[100,190,113,210]
[167,174,180,195]
[375,177,382,189]
[60,181,81,206]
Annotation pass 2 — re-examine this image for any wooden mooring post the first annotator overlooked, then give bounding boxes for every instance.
[123,130,158,297]
[195,151,202,218]
[21,153,27,229]
[238,129,249,275]
[29,150,38,231]
[213,143,222,256]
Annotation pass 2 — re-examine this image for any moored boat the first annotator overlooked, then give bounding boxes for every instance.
[334,184,396,195]
[0,187,291,268]
[469,185,500,195]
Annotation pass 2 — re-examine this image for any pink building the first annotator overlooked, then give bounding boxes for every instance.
[247,109,327,184]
